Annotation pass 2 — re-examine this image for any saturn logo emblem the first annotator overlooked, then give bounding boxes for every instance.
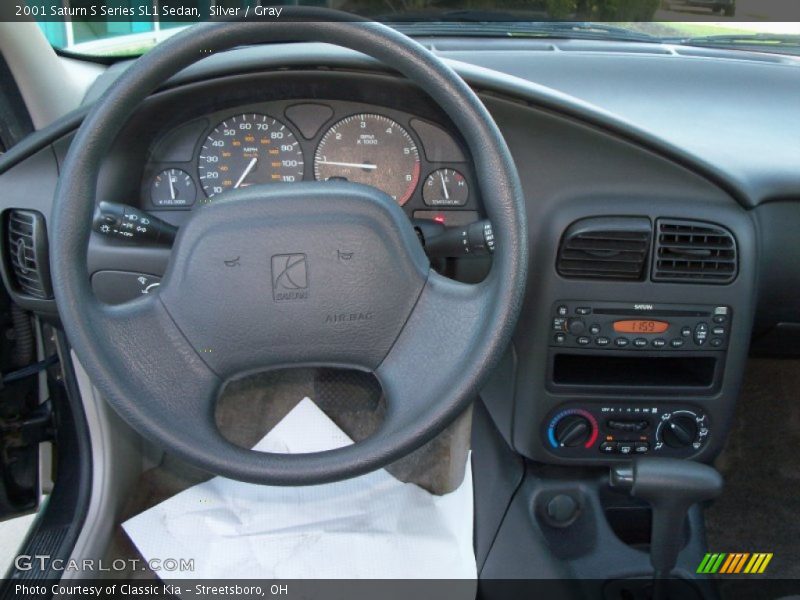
[271,253,309,302]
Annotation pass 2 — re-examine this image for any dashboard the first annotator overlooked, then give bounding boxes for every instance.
[1,38,799,474]
[141,98,481,227]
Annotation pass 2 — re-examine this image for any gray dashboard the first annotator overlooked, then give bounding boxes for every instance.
[0,36,797,468]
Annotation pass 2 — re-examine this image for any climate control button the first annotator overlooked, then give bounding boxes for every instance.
[600,442,617,454]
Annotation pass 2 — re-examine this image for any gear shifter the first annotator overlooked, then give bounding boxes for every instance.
[610,457,723,600]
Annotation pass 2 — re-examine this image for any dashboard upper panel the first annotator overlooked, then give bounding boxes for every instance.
[77,40,800,209]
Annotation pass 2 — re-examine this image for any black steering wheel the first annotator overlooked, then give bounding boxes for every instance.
[50,16,527,485]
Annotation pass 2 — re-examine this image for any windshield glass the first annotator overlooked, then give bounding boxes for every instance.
[25,1,800,58]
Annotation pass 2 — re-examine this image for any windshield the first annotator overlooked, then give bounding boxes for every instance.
[23,1,800,58]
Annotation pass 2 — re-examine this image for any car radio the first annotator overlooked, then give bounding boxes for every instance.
[550,301,730,351]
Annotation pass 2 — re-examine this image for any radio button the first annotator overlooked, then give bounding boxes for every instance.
[567,318,586,335]
[576,336,591,346]
[713,315,727,324]
[670,338,685,348]
[652,338,666,348]
[710,338,723,348]
[681,326,692,337]
[590,324,601,335]
[554,333,566,344]
[557,305,568,317]
[553,318,567,331]
[633,338,648,348]
[576,307,592,315]
[712,326,725,336]
[615,337,630,348]
[694,322,709,345]
[595,336,610,346]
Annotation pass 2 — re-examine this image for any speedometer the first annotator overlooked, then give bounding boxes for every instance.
[198,113,303,198]
[314,114,420,205]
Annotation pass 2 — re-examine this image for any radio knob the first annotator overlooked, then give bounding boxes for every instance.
[661,414,699,448]
[554,415,592,447]
[567,318,586,335]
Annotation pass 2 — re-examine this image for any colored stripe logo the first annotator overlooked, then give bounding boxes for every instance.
[697,553,773,574]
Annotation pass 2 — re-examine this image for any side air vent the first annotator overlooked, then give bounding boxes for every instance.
[6,210,52,299]
[652,219,737,284]
[556,217,652,281]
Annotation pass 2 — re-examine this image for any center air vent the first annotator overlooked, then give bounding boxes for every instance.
[556,217,652,281]
[5,210,52,299]
[652,219,737,284]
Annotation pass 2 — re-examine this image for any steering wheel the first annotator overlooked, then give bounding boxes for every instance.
[50,16,527,485]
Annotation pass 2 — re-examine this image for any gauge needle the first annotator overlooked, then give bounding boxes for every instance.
[317,160,377,170]
[168,173,176,200]
[234,157,258,189]
[439,171,450,200]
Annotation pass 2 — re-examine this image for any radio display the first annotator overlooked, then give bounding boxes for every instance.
[613,320,669,334]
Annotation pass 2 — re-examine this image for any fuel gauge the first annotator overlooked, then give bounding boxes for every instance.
[151,168,196,207]
[423,168,469,207]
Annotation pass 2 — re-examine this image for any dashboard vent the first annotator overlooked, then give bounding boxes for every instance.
[556,217,652,281]
[652,219,737,284]
[6,210,52,299]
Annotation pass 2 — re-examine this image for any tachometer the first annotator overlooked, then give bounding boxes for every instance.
[314,114,420,205]
[198,114,303,198]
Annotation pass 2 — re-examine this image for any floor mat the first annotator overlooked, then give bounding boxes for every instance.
[705,358,800,584]
[122,398,476,580]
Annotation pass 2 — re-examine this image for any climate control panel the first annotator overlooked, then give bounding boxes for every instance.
[544,403,710,459]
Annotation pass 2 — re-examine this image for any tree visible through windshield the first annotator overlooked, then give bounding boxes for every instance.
[27,0,800,57]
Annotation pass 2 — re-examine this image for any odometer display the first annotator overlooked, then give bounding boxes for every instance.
[198,114,303,198]
[314,114,420,205]
[613,320,670,334]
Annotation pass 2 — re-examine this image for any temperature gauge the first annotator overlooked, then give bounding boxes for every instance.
[422,168,469,207]
[151,168,196,207]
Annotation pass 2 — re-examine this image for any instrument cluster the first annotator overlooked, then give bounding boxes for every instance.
[141,99,481,226]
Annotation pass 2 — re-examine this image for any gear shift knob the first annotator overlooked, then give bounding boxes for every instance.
[610,457,723,581]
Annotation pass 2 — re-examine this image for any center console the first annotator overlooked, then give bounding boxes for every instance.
[480,196,758,468]
[473,96,760,590]
[543,300,727,459]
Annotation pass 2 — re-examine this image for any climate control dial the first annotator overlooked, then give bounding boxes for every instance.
[548,409,599,449]
[655,410,708,451]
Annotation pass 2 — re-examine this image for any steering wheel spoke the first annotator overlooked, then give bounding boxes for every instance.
[90,295,223,450]
[376,272,491,438]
